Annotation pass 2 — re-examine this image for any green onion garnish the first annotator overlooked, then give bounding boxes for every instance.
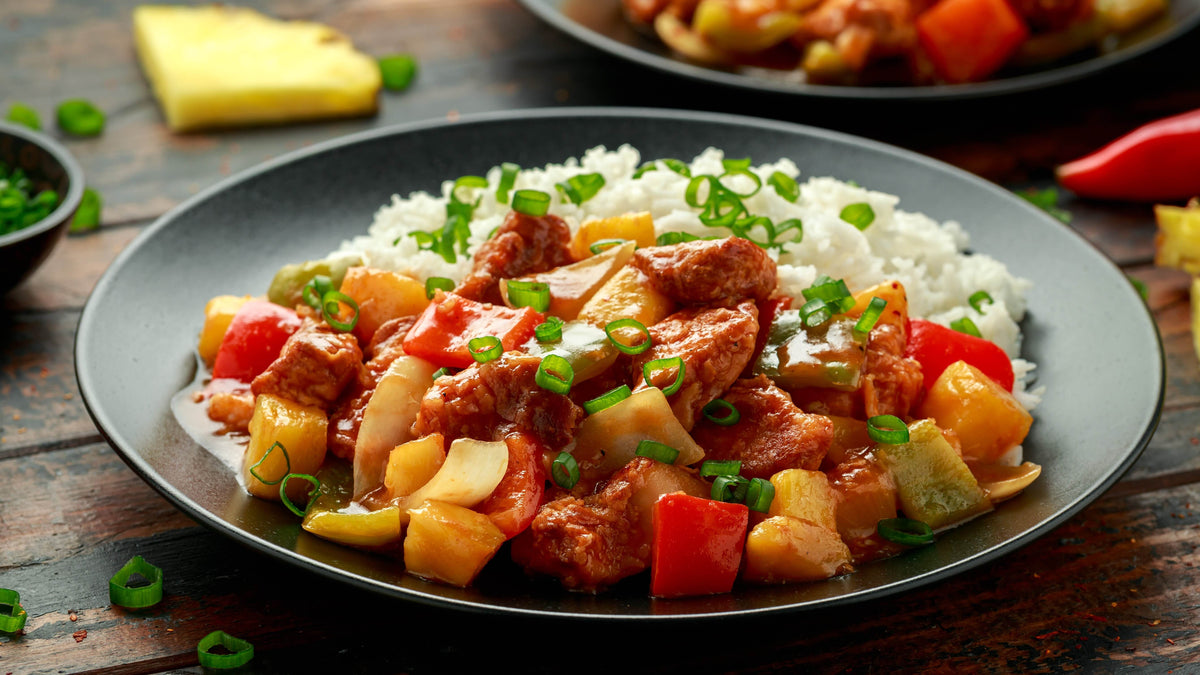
[840,202,875,230]
[69,187,102,232]
[109,555,164,609]
[583,385,632,415]
[655,231,701,246]
[745,477,775,513]
[56,99,105,136]
[0,589,28,633]
[321,290,360,332]
[604,318,652,355]
[702,399,740,426]
[378,54,418,91]
[867,415,909,444]
[589,238,626,255]
[700,459,741,477]
[468,335,503,363]
[712,475,749,503]
[803,275,855,314]
[279,473,321,517]
[699,190,746,228]
[6,102,40,130]
[768,171,799,202]
[634,158,692,179]
[642,357,685,396]
[854,297,887,337]
[505,279,550,312]
[1129,275,1149,301]
[551,452,579,489]
[635,440,679,464]
[512,189,550,217]
[719,158,762,198]
[432,367,455,380]
[968,291,994,313]
[555,173,606,205]
[535,354,574,395]
[496,162,520,203]
[425,276,455,299]
[248,442,290,486]
[877,517,935,546]
[535,316,564,343]
[197,631,255,669]
[951,316,982,337]
[452,175,489,203]
[800,298,832,328]
[302,275,335,310]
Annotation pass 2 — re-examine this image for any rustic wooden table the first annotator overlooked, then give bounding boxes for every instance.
[3,1,1200,673]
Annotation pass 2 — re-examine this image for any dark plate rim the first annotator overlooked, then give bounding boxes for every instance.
[75,107,1166,621]
[516,0,1200,100]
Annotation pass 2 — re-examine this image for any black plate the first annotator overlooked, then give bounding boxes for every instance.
[518,0,1200,100]
[76,108,1163,620]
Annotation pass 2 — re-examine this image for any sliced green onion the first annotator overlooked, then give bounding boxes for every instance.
[505,279,550,312]
[951,316,982,337]
[968,291,994,313]
[655,231,701,246]
[69,187,102,232]
[378,54,418,91]
[719,158,762,198]
[512,189,550,217]
[642,357,685,396]
[555,173,606,205]
[279,473,321,517]
[802,275,855,314]
[248,441,290,486]
[425,276,455,299]
[302,275,336,310]
[432,367,455,380]
[877,517,934,546]
[6,102,40,130]
[800,298,832,327]
[496,162,520,203]
[468,335,503,363]
[56,99,105,136]
[635,440,679,464]
[604,318,652,355]
[321,290,359,332]
[702,399,740,426]
[746,477,775,513]
[768,171,799,202]
[840,202,875,230]
[197,631,255,669]
[867,415,909,444]
[551,452,579,489]
[583,385,632,415]
[0,589,28,633]
[452,175,489,204]
[535,354,574,395]
[589,238,627,255]
[712,475,749,503]
[636,158,692,179]
[700,459,741,477]
[698,190,746,228]
[1129,275,1149,301]
[685,175,719,208]
[854,297,888,337]
[535,316,564,343]
[773,218,803,247]
[109,555,164,609]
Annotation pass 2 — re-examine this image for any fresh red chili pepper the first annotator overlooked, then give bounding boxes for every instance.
[401,291,544,369]
[905,318,1014,392]
[1056,107,1200,202]
[211,300,302,381]
[650,493,749,598]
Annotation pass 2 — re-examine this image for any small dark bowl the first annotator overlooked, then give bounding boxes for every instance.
[0,120,85,294]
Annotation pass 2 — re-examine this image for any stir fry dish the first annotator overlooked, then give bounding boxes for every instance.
[622,0,1167,85]
[191,150,1041,597]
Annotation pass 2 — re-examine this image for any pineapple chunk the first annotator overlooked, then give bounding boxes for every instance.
[576,266,674,330]
[846,280,909,338]
[569,212,656,261]
[339,267,430,344]
[384,434,447,501]
[1155,200,1200,275]
[198,294,251,367]
[133,5,381,131]
[243,393,327,501]
[742,516,853,583]
[875,419,993,530]
[767,469,839,532]
[502,241,637,320]
[572,387,706,475]
[404,500,507,587]
[917,361,1032,464]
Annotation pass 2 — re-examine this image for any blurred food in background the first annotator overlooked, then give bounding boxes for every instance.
[1154,199,1200,361]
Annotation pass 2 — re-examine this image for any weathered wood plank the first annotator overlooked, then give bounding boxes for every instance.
[2,225,144,314]
[4,442,1200,674]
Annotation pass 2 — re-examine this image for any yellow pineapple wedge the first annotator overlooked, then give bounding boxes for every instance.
[133,5,381,131]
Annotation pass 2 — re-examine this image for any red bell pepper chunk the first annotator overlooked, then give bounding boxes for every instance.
[1056,107,1200,202]
[916,0,1029,84]
[211,300,302,382]
[905,318,1014,392]
[651,493,749,598]
[402,291,544,369]
[478,432,547,539]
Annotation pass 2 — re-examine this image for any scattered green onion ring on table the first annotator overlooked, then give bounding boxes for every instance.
[197,631,255,669]
[0,589,28,633]
[109,555,164,609]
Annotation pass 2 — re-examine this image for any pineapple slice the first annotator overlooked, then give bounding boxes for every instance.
[133,5,381,131]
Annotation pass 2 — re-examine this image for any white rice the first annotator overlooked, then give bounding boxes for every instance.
[332,145,1043,410]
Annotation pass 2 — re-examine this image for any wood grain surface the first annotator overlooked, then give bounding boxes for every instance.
[2,0,1200,673]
